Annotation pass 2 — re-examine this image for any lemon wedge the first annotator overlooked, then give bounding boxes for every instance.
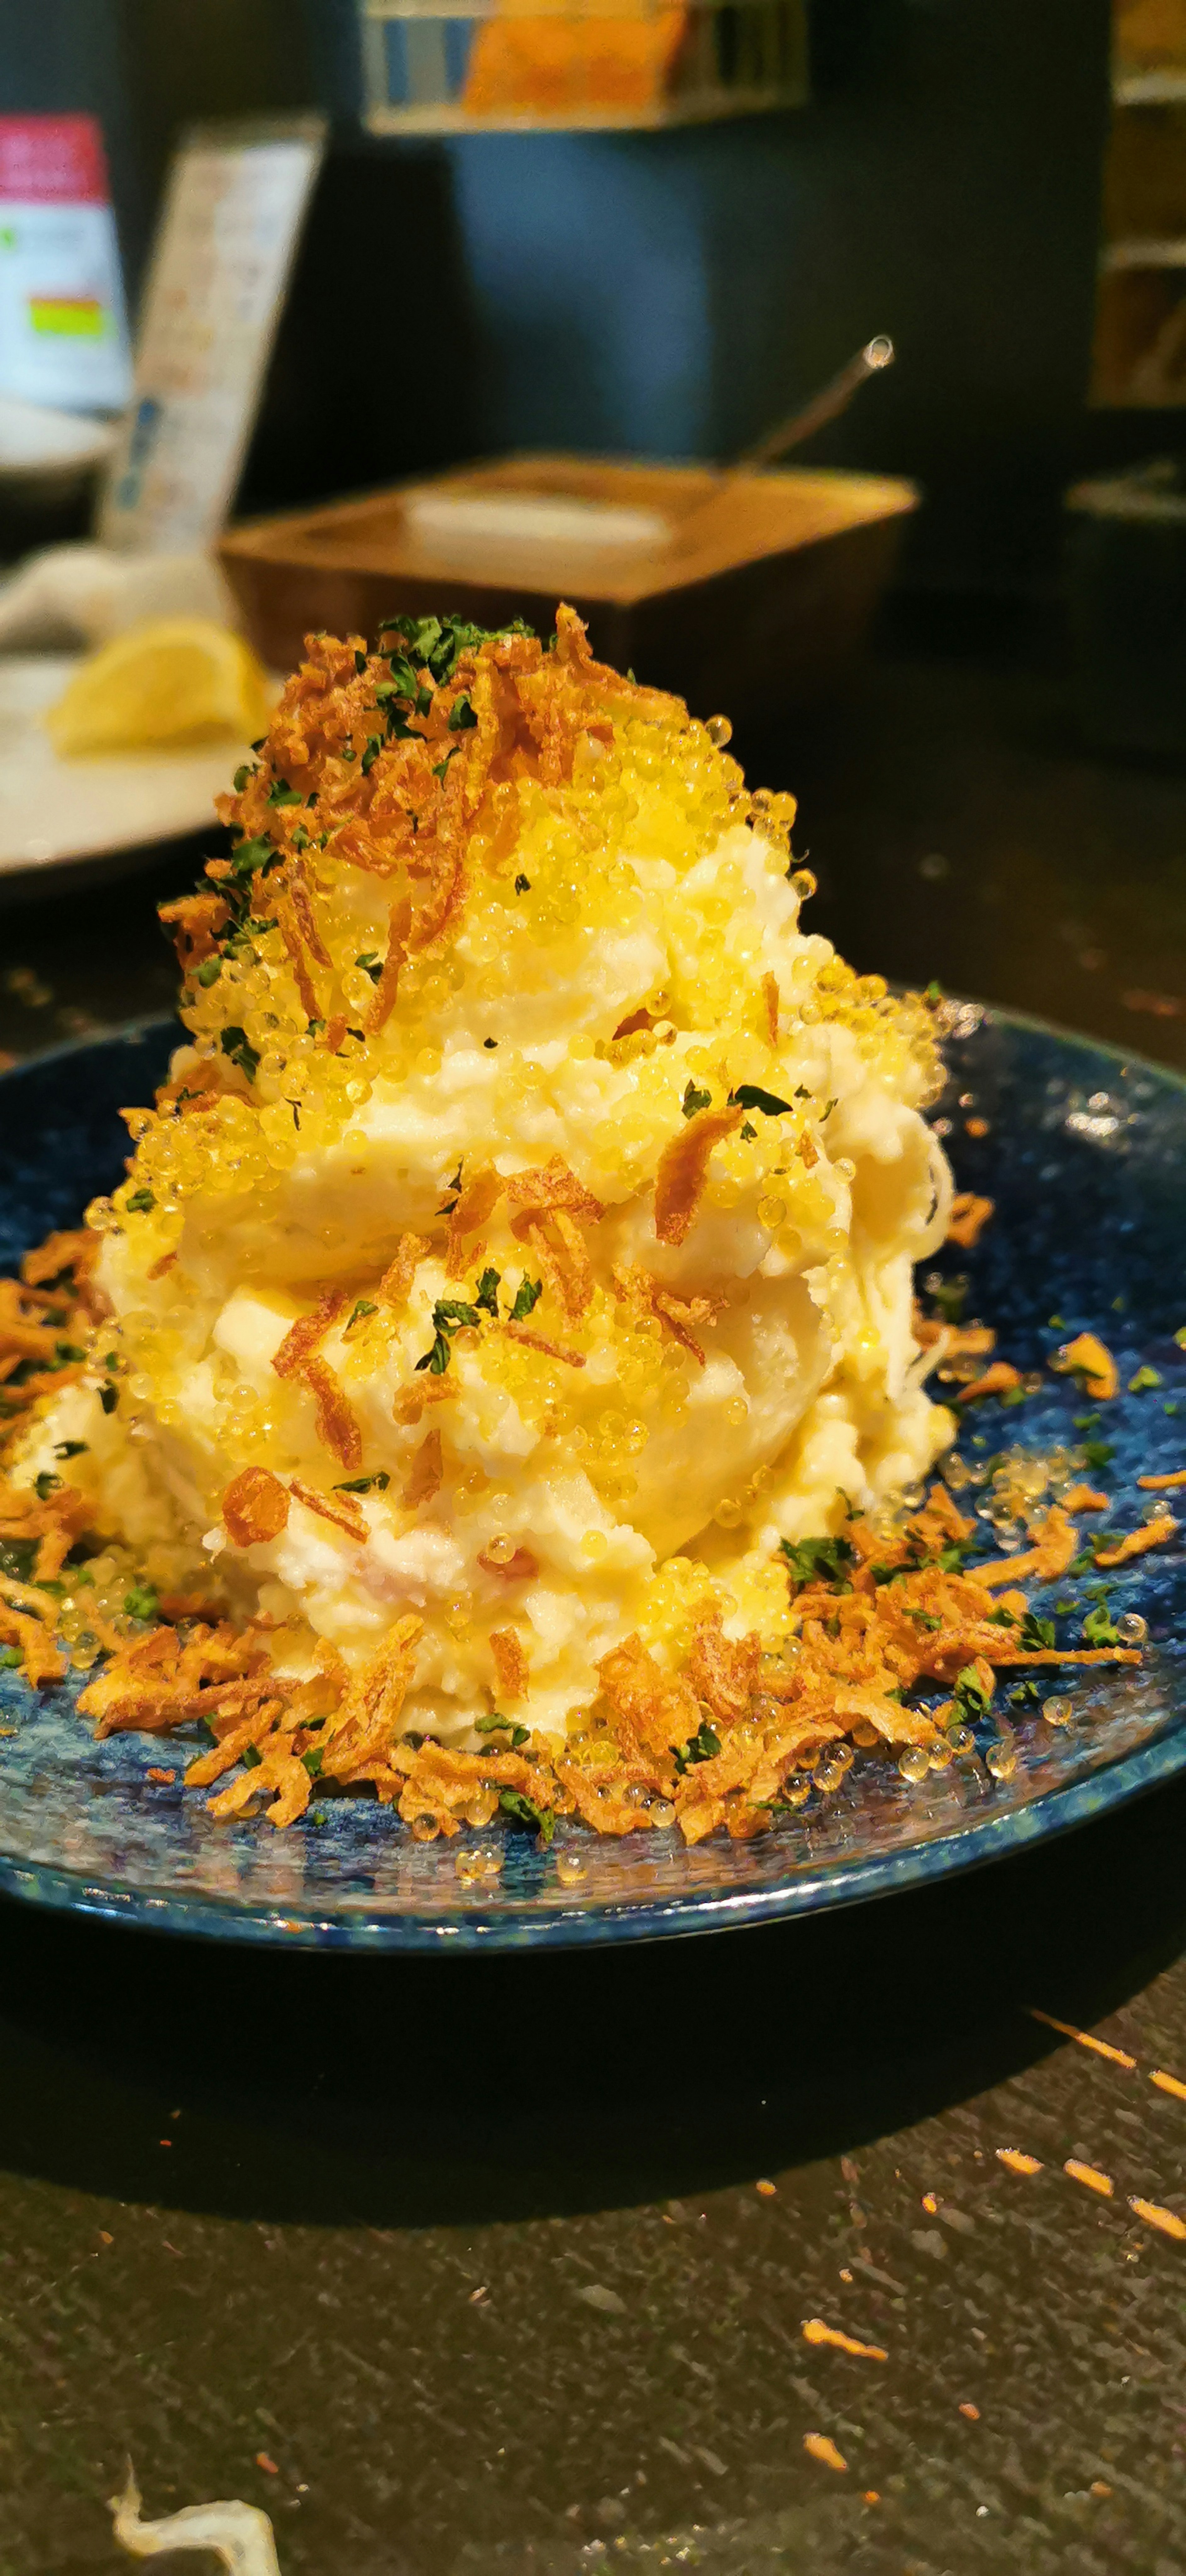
[46,618,274,756]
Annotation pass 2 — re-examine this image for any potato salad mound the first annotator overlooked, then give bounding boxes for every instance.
[8,607,965,1837]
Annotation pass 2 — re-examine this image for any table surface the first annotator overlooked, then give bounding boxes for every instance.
[2,614,1186,2576]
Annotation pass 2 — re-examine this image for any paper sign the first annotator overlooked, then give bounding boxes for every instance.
[0,114,131,413]
[98,117,325,556]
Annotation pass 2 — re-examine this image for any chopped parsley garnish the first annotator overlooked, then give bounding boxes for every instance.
[1001,1384,1026,1407]
[475,1268,501,1318]
[924,980,942,1003]
[477,1711,529,1748]
[682,1080,712,1117]
[229,834,279,882]
[195,957,221,987]
[99,1385,119,1414]
[1048,1313,1067,1330]
[415,1297,481,1375]
[740,1121,757,1141]
[301,1746,324,1777]
[360,736,382,776]
[53,1441,87,1459]
[334,1471,390,1493]
[780,1533,856,1589]
[53,1342,87,1366]
[125,1188,155,1214]
[1018,1611,1056,1652]
[674,1721,721,1773]
[1083,1602,1121,1646]
[448,693,477,731]
[220,1026,261,1082]
[241,1743,262,1770]
[499,1786,555,1841]
[33,1471,60,1501]
[376,612,535,687]
[729,1083,794,1118]
[515,875,530,894]
[355,953,383,980]
[346,1300,377,1331]
[355,648,368,674]
[929,1276,967,1325]
[1082,1441,1114,1472]
[232,763,254,791]
[1128,1366,1162,1393]
[1074,1413,1100,1432]
[509,1276,543,1323]
[986,1604,1017,1627]
[266,779,303,807]
[124,1584,159,1623]
[953,1663,993,1720]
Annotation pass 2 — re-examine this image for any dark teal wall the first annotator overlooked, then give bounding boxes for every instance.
[0,0,1145,591]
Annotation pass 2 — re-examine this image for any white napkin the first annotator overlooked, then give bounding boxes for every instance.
[0,541,236,653]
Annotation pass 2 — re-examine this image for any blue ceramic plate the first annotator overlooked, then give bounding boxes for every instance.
[1,1008,1185,1951]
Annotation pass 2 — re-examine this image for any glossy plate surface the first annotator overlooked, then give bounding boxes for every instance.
[1,1009,1184,1951]
[0,656,260,886]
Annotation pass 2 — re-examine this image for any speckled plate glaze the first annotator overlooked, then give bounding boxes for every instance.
[1,1009,1185,1951]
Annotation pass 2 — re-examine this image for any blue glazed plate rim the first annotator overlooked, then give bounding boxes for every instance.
[0,1718,1181,1951]
[2,1000,1185,1953]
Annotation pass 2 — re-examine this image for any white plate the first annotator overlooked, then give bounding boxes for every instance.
[0,654,254,881]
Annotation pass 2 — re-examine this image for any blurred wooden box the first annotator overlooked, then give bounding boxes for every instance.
[218,454,917,719]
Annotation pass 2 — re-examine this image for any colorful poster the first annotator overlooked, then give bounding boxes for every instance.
[98,119,325,555]
[0,114,131,413]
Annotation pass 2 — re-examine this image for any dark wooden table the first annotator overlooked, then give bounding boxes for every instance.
[2,615,1185,2576]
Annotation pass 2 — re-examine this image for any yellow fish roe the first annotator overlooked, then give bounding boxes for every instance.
[15,605,957,1757]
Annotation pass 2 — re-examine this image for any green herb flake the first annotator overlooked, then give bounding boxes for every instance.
[54,1440,88,1459]
[302,1746,324,1777]
[475,1267,501,1318]
[740,1120,757,1142]
[241,1743,263,1770]
[1018,1611,1056,1652]
[681,1080,712,1118]
[360,736,382,776]
[99,1385,119,1415]
[1128,1365,1162,1393]
[1082,1440,1115,1471]
[195,956,222,987]
[266,779,303,807]
[674,1721,721,1774]
[219,1026,261,1082]
[125,1188,155,1214]
[515,874,530,894]
[509,1276,543,1323]
[499,1786,555,1841]
[929,1277,967,1326]
[448,693,477,732]
[477,1712,530,1748]
[779,1534,856,1591]
[346,1300,378,1332]
[0,1647,20,1670]
[334,1471,390,1494]
[1083,1602,1121,1647]
[729,1082,794,1118]
[33,1471,60,1501]
[124,1584,159,1622]
[953,1663,993,1720]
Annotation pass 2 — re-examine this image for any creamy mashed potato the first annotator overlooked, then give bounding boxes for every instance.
[17,608,954,1746]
